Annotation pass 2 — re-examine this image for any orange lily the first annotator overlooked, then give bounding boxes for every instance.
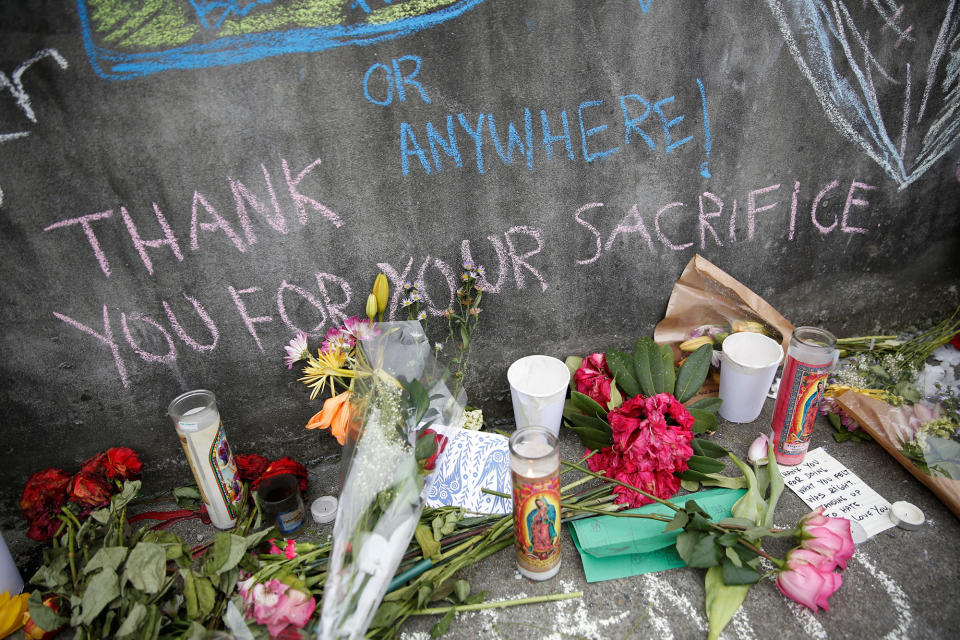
[306,391,351,445]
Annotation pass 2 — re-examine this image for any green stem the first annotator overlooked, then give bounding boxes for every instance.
[563,504,670,521]
[561,461,681,512]
[408,591,582,616]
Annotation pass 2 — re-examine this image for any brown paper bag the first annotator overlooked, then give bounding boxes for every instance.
[836,391,960,521]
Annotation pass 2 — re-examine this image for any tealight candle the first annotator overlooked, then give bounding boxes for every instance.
[509,426,561,580]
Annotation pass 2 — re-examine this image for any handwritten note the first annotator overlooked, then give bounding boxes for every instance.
[781,447,894,538]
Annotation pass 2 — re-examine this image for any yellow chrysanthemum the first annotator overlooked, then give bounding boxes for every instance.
[299,348,355,399]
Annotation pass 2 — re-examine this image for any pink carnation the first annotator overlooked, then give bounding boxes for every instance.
[587,393,695,507]
[573,354,613,408]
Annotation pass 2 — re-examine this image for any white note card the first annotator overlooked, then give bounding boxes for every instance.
[780,447,894,539]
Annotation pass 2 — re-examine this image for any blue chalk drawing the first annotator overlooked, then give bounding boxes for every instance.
[766,0,960,190]
[75,0,487,80]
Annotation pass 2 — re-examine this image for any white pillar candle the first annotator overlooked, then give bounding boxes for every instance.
[509,426,561,580]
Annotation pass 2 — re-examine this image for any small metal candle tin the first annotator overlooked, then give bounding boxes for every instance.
[509,426,561,580]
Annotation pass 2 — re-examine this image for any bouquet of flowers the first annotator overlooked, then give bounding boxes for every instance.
[318,321,466,639]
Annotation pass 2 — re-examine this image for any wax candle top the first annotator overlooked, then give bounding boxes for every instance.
[509,426,559,478]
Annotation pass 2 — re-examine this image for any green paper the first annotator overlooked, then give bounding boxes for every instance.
[569,488,746,583]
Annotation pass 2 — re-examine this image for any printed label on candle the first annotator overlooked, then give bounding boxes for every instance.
[207,422,242,520]
[512,473,561,574]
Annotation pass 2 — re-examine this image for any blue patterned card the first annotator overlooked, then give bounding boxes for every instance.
[424,430,512,515]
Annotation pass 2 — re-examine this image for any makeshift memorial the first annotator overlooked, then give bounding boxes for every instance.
[509,426,562,580]
[168,389,243,529]
[318,321,467,640]
[771,327,839,465]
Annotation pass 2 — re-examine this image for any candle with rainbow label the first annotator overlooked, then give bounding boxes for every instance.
[509,426,561,580]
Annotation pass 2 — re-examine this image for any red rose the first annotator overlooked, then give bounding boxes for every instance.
[951,332,960,350]
[68,471,113,509]
[26,510,63,543]
[588,393,695,508]
[79,452,109,477]
[236,454,271,483]
[255,457,308,493]
[418,429,449,471]
[20,468,71,521]
[574,353,613,408]
[103,447,143,480]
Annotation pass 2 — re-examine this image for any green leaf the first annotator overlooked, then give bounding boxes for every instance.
[570,390,608,419]
[688,397,723,414]
[370,602,407,629]
[564,356,583,392]
[729,453,766,525]
[724,546,742,567]
[716,532,740,547]
[416,431,438,462]
[80,568,120,624]
[687,455,726,474]
[114,602,146,638]
[676,468,717,483]
[415,524,441,560]
[705,566,749,640]
[417,585,433,609]
[607,348,641,398]
[205,533,247,576]
[181,570,198,619]
[762,441,785,529]
[696,473,748,490]
[691,438,729,459]
[464,590,487,605]
[85,546,129,575]
[688,408,718,434]
[563,412,613,450]
[660,344,677,396]
[632,338,657,396]
[675,530,698,563]
[123,542,166,594]
[721,557,763,585]
[454,580,470,603]
[674,344,713,402]
[172,485,202,509]
[28,591,67,631]
[664,510,689,532]
[608,382,624,410]
[430,609,455,638]
[687,533,722,568]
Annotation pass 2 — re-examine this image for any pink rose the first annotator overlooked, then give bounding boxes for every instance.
[798,508,855,570]
[776,548,844,612]
[574,354,613,408]
[239,577,316,637]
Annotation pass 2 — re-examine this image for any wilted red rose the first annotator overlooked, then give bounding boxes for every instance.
[418,429,449,471]
[255,457,308,493]
[103,447,143,480]
[79,452,108,477]
[236,453,270,482]
[68,471,113,509]
[26,510,64,543]
[20,468,72,521]
[951,332,960,350]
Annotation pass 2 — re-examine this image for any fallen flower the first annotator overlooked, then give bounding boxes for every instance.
[797,507,855,570]
[0,591,29,638]
[68,470,112,509]
[573,353,613,409]
[776,547,844,612]
[103,447,143,481]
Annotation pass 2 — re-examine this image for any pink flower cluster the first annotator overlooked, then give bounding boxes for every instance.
[776,507,855,612]
[237,576,316,637]
[586,393,695,507]
[574,353,613,409]
[321,316,380,353]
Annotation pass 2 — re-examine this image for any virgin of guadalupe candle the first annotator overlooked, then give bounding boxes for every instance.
[509,426,561,580]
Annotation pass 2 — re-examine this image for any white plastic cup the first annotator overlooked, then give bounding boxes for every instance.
[507,355,571,436]
[0,532,23,595]
[718,333,784,423]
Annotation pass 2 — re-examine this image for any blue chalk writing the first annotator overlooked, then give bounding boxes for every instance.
[540,110,574,162]
[579,100,620,163]
[652,96,693,153]
[696,78,711,178]
[363,63,394,105]
[400,122,431,175]
[426,116,463,171]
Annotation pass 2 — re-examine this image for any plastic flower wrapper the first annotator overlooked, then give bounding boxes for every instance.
[319,322,466,640]
[836,390,960,520]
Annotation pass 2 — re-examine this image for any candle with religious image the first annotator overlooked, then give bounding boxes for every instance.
[510,426,561,580]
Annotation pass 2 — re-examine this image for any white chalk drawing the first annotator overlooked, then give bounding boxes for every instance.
[0,48,69,206]
[766,0,960,190]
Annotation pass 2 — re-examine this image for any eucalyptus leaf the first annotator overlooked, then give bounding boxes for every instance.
[674,344,713,402]
[607,348,641,398]
[632,338,657,396]
[80,567,121,625]
[124,542,166,594]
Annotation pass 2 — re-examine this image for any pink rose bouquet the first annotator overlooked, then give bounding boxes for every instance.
[797,507,855,570]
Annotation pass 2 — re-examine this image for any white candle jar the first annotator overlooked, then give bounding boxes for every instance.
[509,426,561,580]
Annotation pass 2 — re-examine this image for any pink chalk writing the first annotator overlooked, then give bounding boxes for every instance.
[53,305,129,388]
[654,202,692,251]
[231,163,287,243]
[162,295,219,352]
[121,204,184,275]
[228,285,273,352]
[504,226,548,292]
[191,191,246,252]
[43,210,114,277]
[282,158,343,227]
[606,204,654,254]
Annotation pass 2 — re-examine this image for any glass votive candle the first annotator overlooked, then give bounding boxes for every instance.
[257,473,306,534]
[509,425,561,580]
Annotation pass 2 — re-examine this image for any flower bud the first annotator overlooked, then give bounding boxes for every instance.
[732,320,765,334]
[748,432,772,464]
[365,293,378,322]
[679,336,714,352]
[373,272,389,315]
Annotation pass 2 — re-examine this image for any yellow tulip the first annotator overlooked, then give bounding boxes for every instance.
[0,590,29,638]
[679,336,714,352]
[365,293,378,322]
[373,273,389,319]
